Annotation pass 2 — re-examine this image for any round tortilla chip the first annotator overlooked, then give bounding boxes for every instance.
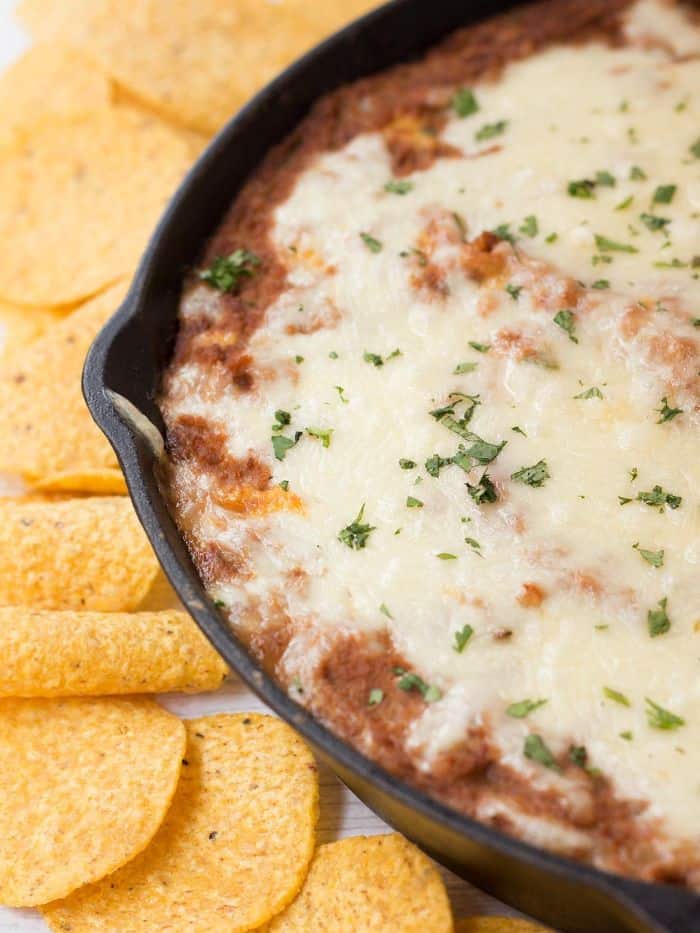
[0,496,159,611]
[0,108,194,307]
[19,0,379,136]
[0,696,185,906]
[42,713,319,932]
[34,470,128,495]
[0,281,126,486]
[0,43,113,147]
[265,834,453,931]
[0,608,229,697]
[0,300,61,361]
[455,919,551,932]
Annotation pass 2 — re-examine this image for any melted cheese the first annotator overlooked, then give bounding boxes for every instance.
[167,0,700,857]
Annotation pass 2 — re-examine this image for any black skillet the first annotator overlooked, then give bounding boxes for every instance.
[82,1,700,929]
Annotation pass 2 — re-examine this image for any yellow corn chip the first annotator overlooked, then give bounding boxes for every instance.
[0,696,185,906]
[455,919,551,932]
[0,496,159,611]
[0,300,61,360]
[0,608,228,696]
[266,834,453,931]
[42,713,319,932]
[34,470,128,495]
[0,281,126,487]
[0,108,193,307]
[19,0,378,136]
[0,43,113,147]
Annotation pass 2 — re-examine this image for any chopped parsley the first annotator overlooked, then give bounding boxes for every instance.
[278,480,289,491]
[329,350,339,359]
[640,213,670,232]
[475,120,508,141]
[636,485,682,511]
[519,215,539,237]
[425,453,452,478]
[629,165,647,180]
[399,458,417,470]
[271,433,300,461]
[615,195,634,211]
[491,223,517,244]
[452,87,479,118]
[574,386,603,400]
[379,603,393,619]
[294,355,304,364]
[594,234,638,254]
[367,688,384,706]
[307,427,333,448]
[653,184,676,204]
[505,283,522,301]
[633,543,664,568]
[511,426,527,437]
[568,178,596,199]
[464,536,482,555]
[453,361,478,374]
[591,279,610,289]
[338,505,375,550]
[553,309,578,343]
[691,137,700,160]
[603,686,631,707]
[406,496,423,508]
[595,170,616,187]
[523,734,559,771]
[363,349,400,367]
[655,397,683,423]
[384,179,414,195]
[647,597,671,637]
[334,385,348,403]
[453,624,474,653]
[466,471,498,504]
[620,730,634,741]
[360,232,382,253]
[511,460,550,488]
[645,697,684,730]
[396,671,442,703]
[545,232,558,243]
[199,249,260,293]
[436,552,457,560]
[506,698,547,718]
[272,409,291,431]
[468,340,491,353]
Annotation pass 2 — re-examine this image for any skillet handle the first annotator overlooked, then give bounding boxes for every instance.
[602,875,700,933]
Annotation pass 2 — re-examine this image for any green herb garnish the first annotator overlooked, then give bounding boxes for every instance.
[653,184,676,204]
[553,309,578,343]
[574,386,603,399]
[368,688,384,706]
[475,120,507,141]
[633,544,664,568]
[453,624,474,653]
[646,697,684,730]
[466,471,498,504]
[603,686,631,707]
[360,232,382,253]
[506,698,547,718]
[384,179,413,195]
[523,734,559,771]
[656,397,683,423]
[511,460,550,487]
[452,87,479,118]
[338,505,375,550]
[519,215,538,237]
[199,249,260,292]
[647,597,671,637]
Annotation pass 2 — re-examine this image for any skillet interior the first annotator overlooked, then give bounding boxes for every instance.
[83,1,700,929]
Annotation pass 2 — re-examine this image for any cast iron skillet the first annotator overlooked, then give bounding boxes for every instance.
[82,1,700,930]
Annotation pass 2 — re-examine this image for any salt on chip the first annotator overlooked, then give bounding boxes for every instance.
[0,696,185,906]
[0,108,194,307]
[0,281,126,489]
[0,300,61,360]
[455,919,551,932]
[0,43,113,147]
[0,608,228,696]
[0,496,159,611]
[19,0,379,136]
[42,713,319,932]
[266,834,453,931]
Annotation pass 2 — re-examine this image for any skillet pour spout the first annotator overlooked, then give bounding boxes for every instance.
[82,0,700,929]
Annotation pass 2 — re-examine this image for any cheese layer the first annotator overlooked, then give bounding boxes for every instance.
[164,0,700,864]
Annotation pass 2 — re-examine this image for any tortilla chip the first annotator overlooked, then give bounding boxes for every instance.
[266,834,453,931]
[19,0,378,136]
[0,43,113,147]
[0,696,185,906]
[0,281,126,487]
[42,713,319,931]
[0,108,193,307]
[0,300,61,360]
[0,496,159,611]
[455,919,550,932]
[0,608,228,696]
[34,470,128,495]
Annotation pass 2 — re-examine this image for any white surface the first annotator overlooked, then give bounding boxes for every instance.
[0,5,525,930]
